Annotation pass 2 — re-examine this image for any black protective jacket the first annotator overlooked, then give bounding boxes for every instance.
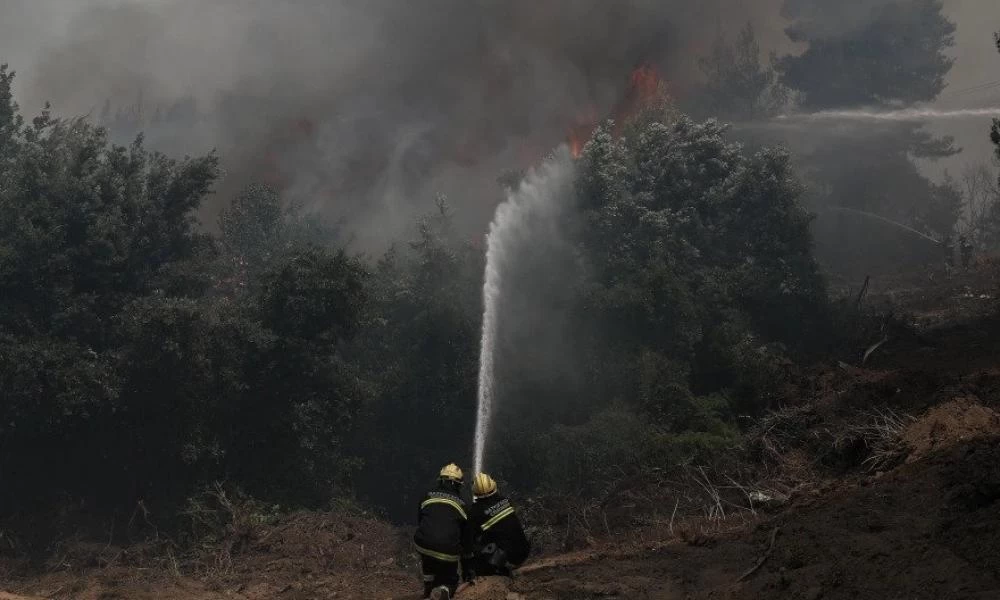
[468,493,530,566]
[413,486,471,562]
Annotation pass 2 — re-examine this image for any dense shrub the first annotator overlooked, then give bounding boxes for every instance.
[0,64,830,537]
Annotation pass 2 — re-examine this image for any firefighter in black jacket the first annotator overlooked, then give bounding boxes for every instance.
[414,463,471,600]
[467,473,530,578]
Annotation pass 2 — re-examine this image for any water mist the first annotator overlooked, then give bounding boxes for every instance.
[777,107,1000,122]
[473,147,575,475]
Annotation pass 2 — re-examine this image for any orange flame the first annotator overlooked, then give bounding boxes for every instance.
[567,107,598,159]
[629,65,663,109]
[565,64,668,159]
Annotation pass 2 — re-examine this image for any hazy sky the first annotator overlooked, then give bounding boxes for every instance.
[925,0,1000,179]
[1,0,998,239]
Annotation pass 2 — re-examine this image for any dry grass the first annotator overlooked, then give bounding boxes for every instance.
[521,462,782,554]
[851,407,915,472]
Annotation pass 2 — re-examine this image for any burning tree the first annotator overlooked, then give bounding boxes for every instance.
[566,64,671,158]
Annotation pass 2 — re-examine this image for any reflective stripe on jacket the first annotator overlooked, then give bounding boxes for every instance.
[413,488,470,559]
[468,493,530,566]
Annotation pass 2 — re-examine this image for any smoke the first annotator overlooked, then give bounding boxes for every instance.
[923,0,1000,181]
[3,0,992,249]
[3,0,786,248]
[781,0,900,41]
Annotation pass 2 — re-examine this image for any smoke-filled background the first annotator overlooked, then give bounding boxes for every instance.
[3,0,995,252]
[3,0,791,249]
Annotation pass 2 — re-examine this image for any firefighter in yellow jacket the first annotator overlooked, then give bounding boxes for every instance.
[466,473,530,579]
[413,464,472,600]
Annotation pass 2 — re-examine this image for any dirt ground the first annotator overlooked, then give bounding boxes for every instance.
[3,265,999,599]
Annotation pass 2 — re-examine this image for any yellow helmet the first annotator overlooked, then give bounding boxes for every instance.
[472,473,498,498]
[439,463,464,483]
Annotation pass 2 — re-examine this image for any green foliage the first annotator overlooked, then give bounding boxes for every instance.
[0,80,219,346]
[0,336,119,508]
[0,64,834,537]
[217,183,335,295]
[0,71,368,530]
[259,249,368,343]
[350,201,481,519]
[575,113,826,412]
[506,407,738,498]
[220,184,284,272]
[778,0,955,109]
[487,108,828,500]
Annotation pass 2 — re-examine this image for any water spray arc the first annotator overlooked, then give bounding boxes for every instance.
[826,206,941,245]
[778,107,1000,123]
[473,148,575,475]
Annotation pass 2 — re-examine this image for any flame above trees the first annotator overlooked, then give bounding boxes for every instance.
[567,63,670,158]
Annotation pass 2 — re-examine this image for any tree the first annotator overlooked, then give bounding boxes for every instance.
[778,0,955,109]
[774,1,958,274]
[258,248,368,344]
[350,202,481,520]
[495,109,828,497]
[0,66,223,522]
[799,124,960,271]
[992,33,1000,182]
[696,22,790,121]
[982,31,1000,249]
[232,248,371,504]
[219,183,284,274]
[0,66,219,347]
[217,183,335,296]
[960,163,1000,249]
[0,67,366,529]
[580,112,825,422]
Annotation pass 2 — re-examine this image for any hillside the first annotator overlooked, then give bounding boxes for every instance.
[1,264,997,599]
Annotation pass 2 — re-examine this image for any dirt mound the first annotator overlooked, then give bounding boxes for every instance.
[203,510,417,600]
[2,510,420,600]
[502,437,1000,599]
[733,437,1000,599]
[457,577,518,600]
[903,397,1000,462]
[229,510,409,575]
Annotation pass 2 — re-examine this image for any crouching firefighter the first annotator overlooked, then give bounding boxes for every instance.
[414,463,472,600]
[467,473,530,579]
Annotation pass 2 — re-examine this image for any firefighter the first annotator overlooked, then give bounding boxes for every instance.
[466,473,530,579]
[960,235,974,269]
[414,463,471,600]
[942,234,955,268]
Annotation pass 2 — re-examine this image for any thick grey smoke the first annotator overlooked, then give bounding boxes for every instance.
[781,0,900,40]
[2,0,785,248]
[2,0,994,248]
